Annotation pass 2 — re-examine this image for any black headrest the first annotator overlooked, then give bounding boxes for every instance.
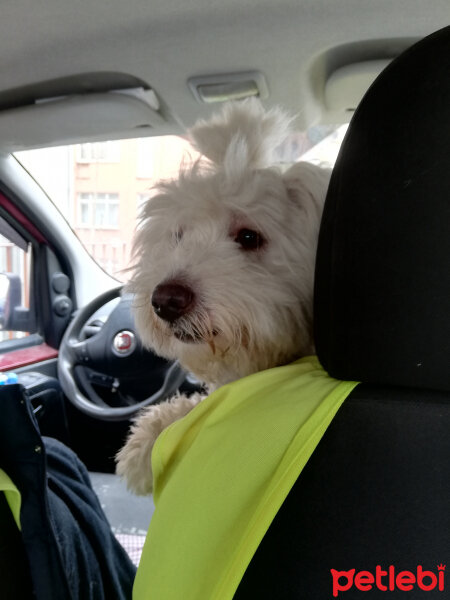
[314,26,450,392]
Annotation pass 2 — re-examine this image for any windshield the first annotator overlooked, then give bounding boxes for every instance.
[14,124,348,282]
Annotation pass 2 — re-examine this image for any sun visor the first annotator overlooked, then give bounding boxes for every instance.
[0,89,166,151]
[324,60,391,113]
[310,39,418,123]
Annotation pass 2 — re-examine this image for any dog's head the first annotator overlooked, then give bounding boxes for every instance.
[127,99,330,386]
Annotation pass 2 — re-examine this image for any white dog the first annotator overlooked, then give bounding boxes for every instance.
[116,99,330,495]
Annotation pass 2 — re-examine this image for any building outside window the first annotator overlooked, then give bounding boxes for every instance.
[77,141,121,163]
[15,127,346,282]
[0,232,31,342]
[136,138,155,179]
[78,192,119,229]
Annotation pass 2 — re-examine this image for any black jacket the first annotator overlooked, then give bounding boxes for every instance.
[0,383,136,600]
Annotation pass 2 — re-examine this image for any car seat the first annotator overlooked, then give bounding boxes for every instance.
[235,25,450,599]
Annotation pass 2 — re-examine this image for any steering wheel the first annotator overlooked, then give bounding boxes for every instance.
[58,286,187,421]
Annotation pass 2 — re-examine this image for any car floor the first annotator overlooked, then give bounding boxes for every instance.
[89,472,155,566]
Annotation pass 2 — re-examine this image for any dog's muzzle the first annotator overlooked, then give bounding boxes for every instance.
[151,281,195,323]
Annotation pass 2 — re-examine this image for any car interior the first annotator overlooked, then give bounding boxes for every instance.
[0,1,449,598]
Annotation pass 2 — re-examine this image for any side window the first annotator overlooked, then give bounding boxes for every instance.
[0,219,35,346]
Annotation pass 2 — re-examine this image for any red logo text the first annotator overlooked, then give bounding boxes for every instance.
[330,564,445,597]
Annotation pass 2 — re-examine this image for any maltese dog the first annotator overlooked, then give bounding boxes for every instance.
[116,99,330,495]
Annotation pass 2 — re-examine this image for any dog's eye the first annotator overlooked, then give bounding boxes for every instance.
[235,228,265,251]
[173,229,183,244]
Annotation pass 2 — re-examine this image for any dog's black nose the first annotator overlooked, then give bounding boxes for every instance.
[151,282,195,323]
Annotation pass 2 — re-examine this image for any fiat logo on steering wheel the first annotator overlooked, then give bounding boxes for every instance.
[112,330,136,356]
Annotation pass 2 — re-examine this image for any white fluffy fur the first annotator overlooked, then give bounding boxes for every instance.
[116,99,330,495]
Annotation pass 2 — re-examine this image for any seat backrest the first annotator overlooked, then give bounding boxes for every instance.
[314,26,450,391]
[235,26,450,599]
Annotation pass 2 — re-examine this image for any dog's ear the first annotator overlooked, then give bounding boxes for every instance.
[188,99,292,175]
[282,162,331,215]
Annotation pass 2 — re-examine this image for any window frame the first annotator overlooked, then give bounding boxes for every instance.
[0,181,75,360]
[0,196,40,353]
[77,192,120,230]
[76,141,121,164]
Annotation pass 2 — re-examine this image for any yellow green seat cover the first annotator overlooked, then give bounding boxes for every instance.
[134,356,358,599]
[0,468,21,530]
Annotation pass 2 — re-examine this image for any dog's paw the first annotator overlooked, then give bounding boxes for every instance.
[115,392,204,495]
[115,417,158,496]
